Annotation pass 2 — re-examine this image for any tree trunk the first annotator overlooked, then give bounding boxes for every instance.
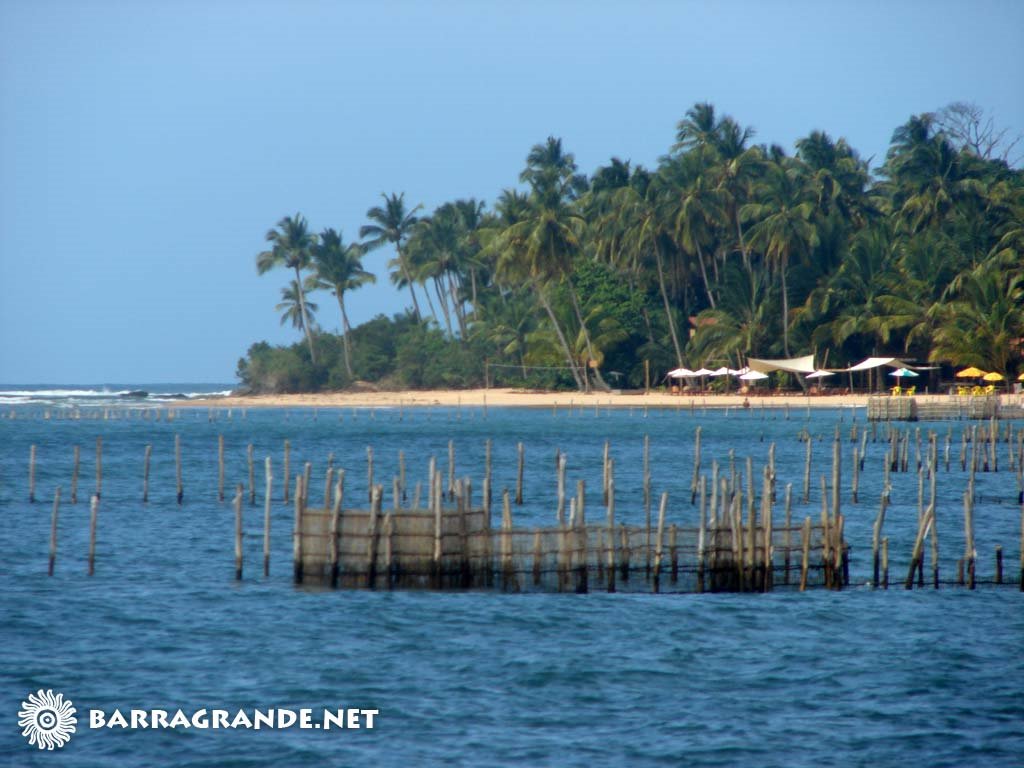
[293,266,317,364]
[780,253,790,357]
[654,245,685,368]
[434,278,454,338]
[567,281,609,392]
[337,293,353,378]
[448,271,469,339]
[397,247,422,322]
[695,242,716,309]
[537,285,584,391]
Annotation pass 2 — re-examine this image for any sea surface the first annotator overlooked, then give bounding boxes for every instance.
[1,387,1022,766]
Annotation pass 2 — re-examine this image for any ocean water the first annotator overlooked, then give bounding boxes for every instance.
[1,394,1022,766]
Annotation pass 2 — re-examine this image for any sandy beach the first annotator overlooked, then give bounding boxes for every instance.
[181,387,946,410]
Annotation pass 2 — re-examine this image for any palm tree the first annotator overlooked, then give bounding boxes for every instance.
[743,160,819,357]
[258,213,318,362]
[311,228,375,378]
[360,193,423,320]
[276,278,319,335]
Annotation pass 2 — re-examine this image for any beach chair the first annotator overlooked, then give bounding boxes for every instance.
[890,385,901,396]
[983,385,995,396]
[903,386,916,397]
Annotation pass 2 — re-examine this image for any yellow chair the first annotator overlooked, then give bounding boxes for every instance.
[983,385,995,396]
[890,385,901,396]
[903,386,915,397]
[956,385,971,396]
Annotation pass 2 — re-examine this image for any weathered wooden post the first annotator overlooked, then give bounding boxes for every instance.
[799,516,811,591]
[872,487,889,589]
[653,491,668,593]
[293,474,304,584]
[399,449,407,503]
[783,483,793,585]
[87,494,99,576]
[329,473,343,587]
[995,545,1003,585]
[264,457,272,577]
[367,485,382,589]
[515,442,524,505]
[366,446,375,503]
[803,436,812,503]
[964,488,976,589]
[501,488,514,591]
[605,475,616,593]
[48,488,61,576]
[690,427,701,504]
[234,484,243,580]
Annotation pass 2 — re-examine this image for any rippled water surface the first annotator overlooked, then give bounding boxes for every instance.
[2,402,1022,766]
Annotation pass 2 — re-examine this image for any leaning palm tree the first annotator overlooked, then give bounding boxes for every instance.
[360,193,423,321]
[276,278,319,336]
[312,228,376,377]
[258,213,318,362]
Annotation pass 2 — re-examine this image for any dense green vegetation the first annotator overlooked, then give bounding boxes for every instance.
[239,102,1023,393]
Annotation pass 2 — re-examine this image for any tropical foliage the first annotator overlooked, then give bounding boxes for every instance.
[245,102,1024,393]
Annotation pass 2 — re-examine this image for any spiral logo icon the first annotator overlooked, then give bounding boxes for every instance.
[18,689,77,750]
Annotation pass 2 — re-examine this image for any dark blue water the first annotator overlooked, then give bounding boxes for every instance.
[2,401,1022,766]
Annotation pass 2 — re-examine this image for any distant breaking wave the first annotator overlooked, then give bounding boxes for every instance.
[0,386,234,407]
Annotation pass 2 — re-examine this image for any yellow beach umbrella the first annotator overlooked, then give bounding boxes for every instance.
[956,366,987,378]
[982,372,1004,382]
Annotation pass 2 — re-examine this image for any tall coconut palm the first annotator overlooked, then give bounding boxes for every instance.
[360,193,423,320]
[258,213,318,362]
[276,278,319,336]
[742,160,819,357]
[311,228,376,378]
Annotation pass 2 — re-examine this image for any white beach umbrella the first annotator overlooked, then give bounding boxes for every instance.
[729,367,749,376]
[888,367,919,378]
[739,370,769,381]
[806,370,835,379]
[708,367,730,376]
[667,367,696,378]
[693,368,714,376]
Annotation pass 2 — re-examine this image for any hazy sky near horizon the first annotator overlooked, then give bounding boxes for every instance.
[2,0,1022,384]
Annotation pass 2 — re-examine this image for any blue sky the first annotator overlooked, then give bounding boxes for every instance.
[2,0,1022,384]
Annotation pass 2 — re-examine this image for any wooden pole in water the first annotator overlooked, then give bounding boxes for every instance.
[293,474,304,584]
[515,442,524,505]
[433,469,443,588]
[28,444,36,503]
[831,437,841,522]
[234,484,243,580]
[556,453,566,525]
[905,505,934,589]
[367,446,374,503]
[872,487,889,589]
[264,457,272,577]
[218,434,225,502]
[995,545,1003,585]
[653,491,668,593]
[852,447,859,504]
[366,485,381,589]
[698,478,707,592]
[175,434,183,504]
[501,488,514,590]
[48,487,61,576]
[691,427,701,504]
[87,494,99,576]
[606,475,616,593]
[643,437,651,575]
[329,472,343,587]
[95,437,103,499]
[964,488,976,589]
[248,444,255,506]
[71,445,80,504]
[283,440,290,503]
[799,516,811,591]
[783,483,793,585]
